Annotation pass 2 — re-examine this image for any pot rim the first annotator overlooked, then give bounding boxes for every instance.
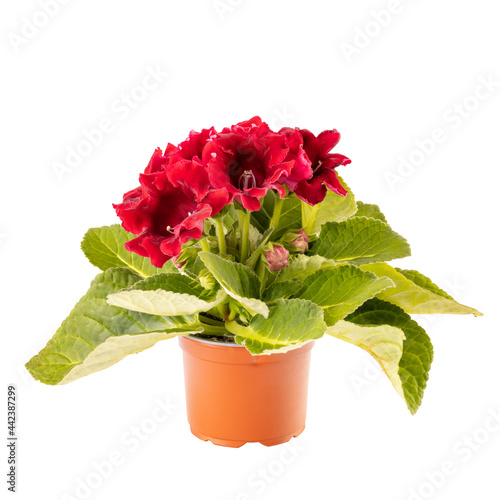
[181,335,315,362]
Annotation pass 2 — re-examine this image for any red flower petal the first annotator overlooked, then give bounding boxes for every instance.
[235,192,262,211]
[277,128,313,190]
[294,176,328,205]
[320,169,347,196]
[126,235,171,268]
[177,204,212,231]
[261,133,289,168]
[300,129,341,163]
[271,182,287,198]
[167,159,211,202]
[159,236,182,259]
[145,148,168,174]
[230,116,263,134]
[294,164,347,205]
[266,160,294,184]
[321,153,352,169]
[203,189,231,216]
[177,127,216,160]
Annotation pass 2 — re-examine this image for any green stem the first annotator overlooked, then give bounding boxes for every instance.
[269,196,284,237]
[302,202,319,236]
[200,238,211,253]
[199,314,225,326]
[239,210,251,263]
[225,320,248,337]
[215,217,227,254]
[257,258,268,290]
[217,302,230,321]
[198,323,230,336]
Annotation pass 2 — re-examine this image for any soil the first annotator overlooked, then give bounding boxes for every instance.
[197,312,237,343]
[193,333,237,344]
[200,312,224,322]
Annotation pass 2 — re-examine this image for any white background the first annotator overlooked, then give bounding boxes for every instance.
[1,1,499,499]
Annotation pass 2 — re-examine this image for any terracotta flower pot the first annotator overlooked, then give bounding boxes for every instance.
[178,335,314,447]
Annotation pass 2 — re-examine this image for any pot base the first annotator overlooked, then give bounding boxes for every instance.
[190,425,305,448]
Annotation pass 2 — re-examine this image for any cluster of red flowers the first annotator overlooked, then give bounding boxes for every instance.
[114,117,351,267]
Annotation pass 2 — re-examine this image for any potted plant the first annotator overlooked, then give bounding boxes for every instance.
[26,116,481,447]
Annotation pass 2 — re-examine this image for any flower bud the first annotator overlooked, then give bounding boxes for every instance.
[265,245,290,272]
[288,230,309,253]
[198,269,217,290]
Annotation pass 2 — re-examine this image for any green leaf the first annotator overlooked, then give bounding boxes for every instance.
[221,204,240,232]
[273,195,303,239]
[123,273,218,298]
[248,224,263,254]
[354,201,387,223]
[294,266,395,326]
[311,217,411,265]
[250,191,275,233]
[251,192,302,239]
[275,254,340,282]
[26,268,202,385]
[302,176,357,236]
[245,227,273,269]
[81,225,174,278]
[263,281,302,303]
[326,320,406,401]
[199,252,269,318]
[397,269,454,299]
[107,273,227,316]
[360,263,482,316]
[226,299,326,354]
[345,298,433,414]
[182,254,206,278]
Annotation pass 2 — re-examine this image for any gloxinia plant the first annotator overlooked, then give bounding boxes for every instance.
[26,117,481,414]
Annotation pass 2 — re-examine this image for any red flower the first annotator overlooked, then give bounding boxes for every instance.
[202,117,294,211]
[114,152,228,267]
[284,128,351,205]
